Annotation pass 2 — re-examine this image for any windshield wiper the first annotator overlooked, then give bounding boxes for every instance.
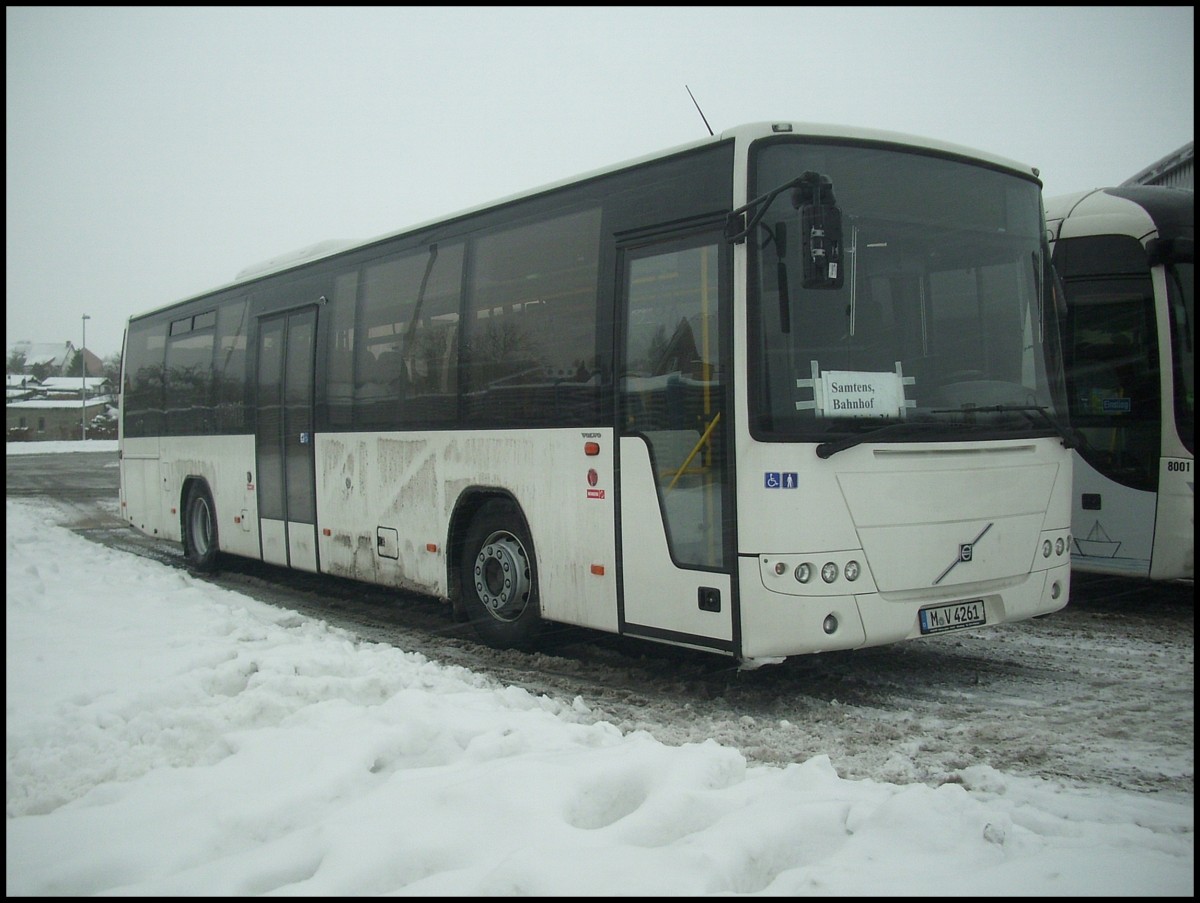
[815,419,971,459]
[814,404,1075,459]
[930,404,1077,449]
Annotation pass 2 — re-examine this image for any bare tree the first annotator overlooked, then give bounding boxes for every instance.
[102,352,122,386]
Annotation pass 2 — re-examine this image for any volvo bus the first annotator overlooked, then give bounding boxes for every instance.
[119,121,1074,666]
[1046,186,1193,582]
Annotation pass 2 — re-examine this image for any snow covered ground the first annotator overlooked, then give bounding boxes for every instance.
[6,441,1193,896]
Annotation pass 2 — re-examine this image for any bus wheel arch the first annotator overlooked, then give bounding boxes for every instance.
[181,478,220,573]
[453,491,543,650]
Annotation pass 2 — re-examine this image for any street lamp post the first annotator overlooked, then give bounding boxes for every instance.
[81,314,91,440]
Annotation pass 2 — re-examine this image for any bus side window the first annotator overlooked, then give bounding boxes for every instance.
[374,349,408,394]
[325,270,359,429]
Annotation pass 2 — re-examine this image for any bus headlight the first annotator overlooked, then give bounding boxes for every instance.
[1055,537,1065,556]
[821,562,839,583]
[1042,540,1053,558]
[844,560,861,582]
[794,562,813,583]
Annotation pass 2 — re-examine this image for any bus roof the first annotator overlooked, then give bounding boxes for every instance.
[132,121,1042,321]
[1045,185,1194,244]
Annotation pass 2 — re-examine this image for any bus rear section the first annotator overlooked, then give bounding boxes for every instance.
[1047,186,1194,582]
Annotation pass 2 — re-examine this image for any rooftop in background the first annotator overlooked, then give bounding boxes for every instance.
[7,340,107,377]
[1123,140,1194,190]
[38,376,112,393]
[7,340,75,369]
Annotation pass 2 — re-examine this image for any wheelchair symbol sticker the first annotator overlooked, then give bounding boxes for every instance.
[764,472,798,489]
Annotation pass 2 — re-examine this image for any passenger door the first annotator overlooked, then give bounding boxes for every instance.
[616,227,736,653]
[255,306,319,572]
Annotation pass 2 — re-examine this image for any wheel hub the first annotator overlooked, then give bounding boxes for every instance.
[473,533,531,621]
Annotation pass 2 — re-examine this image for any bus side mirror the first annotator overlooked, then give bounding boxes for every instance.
[1146,236,1195,267]
[799,203,844,289]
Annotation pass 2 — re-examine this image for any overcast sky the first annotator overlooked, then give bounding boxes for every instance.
[6,6,1194,360]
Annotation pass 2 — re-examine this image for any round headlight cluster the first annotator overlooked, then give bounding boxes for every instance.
[1043,536,1070,559]
[794,560,861,585]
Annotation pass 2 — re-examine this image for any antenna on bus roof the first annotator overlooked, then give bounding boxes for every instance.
[686,85,714,137]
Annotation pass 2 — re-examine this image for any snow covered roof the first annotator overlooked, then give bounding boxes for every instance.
[7,341,74,368]
[39,376,111,392]
[6,394,115,411]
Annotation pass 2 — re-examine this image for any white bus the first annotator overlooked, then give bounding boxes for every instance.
[1046,186,1194,582]
[119,121,1074,666]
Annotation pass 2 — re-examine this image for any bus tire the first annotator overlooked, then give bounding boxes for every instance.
[460,498,543,650]
[183,483,220,573]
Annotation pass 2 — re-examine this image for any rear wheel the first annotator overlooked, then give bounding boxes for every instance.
[459,498,543,650]
[183,484,220,572]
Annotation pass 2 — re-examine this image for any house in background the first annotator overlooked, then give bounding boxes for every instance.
[5,373,116,442]
[6,341,114,439]
[6,392,117,441]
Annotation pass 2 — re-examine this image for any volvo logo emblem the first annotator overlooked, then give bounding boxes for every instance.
[934,523,993,585]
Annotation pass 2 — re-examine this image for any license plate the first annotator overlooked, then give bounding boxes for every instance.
[918,599,986,634]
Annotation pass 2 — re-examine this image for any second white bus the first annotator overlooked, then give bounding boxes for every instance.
[1046,185,1194,582]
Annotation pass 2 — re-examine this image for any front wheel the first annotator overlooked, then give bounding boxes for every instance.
[183,484,220,572]
[459,498,543,650]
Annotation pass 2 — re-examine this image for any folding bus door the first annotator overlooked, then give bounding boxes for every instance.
[255,306,319,572]
[616,227,736,653]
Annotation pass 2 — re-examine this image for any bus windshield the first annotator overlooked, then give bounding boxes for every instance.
[749,141,1067,442]
[1167,258,1194,455]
